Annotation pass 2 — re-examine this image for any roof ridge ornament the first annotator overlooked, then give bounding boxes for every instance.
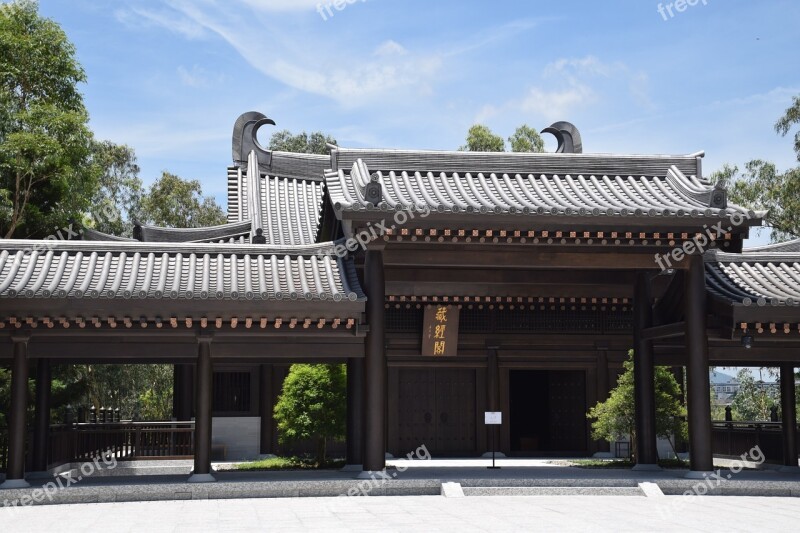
[542,121,583,154]
[232,111,275,169]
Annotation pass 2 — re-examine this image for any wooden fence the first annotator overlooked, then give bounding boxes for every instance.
[47,421,195,468]
[711,420,798,463]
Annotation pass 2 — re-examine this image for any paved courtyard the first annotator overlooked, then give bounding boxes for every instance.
[3,495,800,532]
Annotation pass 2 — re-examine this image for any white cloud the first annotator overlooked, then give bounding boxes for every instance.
[124,0,442,106]
[115,7,208,40]
[520,83,594,122]
[239,0,328,12]
[177,65,214,88]
[474,55,653,125]
[374,40,408,57]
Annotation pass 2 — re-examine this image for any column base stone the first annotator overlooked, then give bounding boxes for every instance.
[684,470,715,479]
[0,479,31,489]
[632,463,662,472]
[187,473,216,483]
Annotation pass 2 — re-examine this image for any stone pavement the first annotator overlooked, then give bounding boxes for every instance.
[3,494,800,532]
[2,458,800,508]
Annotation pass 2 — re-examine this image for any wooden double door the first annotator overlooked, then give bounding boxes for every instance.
[395,368,477,456]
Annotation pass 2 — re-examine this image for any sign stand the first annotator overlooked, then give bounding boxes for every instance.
[484,411,501,470]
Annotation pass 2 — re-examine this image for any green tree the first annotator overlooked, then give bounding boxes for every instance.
[587,351,687,459]
[709,96,800,242]
[710,161,800,242]
[508,125,545,153]
[776,95,800,162]
[268,130,337,155]
[274,364,346,464]
[730,368,780,421]
[64,364,173,421]
[139,171,226,228]
[88,141,143,237]
[460,124,506,152]
[0,0,99,238]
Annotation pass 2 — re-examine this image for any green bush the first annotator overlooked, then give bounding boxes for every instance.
[274,364,346,463]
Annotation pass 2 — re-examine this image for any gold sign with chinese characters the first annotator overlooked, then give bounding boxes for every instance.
[422,305,460,357]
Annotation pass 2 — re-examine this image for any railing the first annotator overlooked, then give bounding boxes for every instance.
[47,421,195,468]
[0,426,7,473]
[711,420,798,463]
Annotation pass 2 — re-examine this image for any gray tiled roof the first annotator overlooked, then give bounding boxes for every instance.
[705,246,800,307]
[326,148,757,220]
[136,220,252,244]
[227,151,326,245]
[0,240,364,303]
[82,228,137,242]
[742,238,800,254]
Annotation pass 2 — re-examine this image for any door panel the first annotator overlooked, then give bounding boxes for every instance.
[435,369,476,453]
[397,369,436,453]
[397,368,476,455]
[548,371,587,452]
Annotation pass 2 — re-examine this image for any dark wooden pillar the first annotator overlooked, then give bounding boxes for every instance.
[633,273,659,468]
[173,364,193,421]
[189,335,215,483]
[32,358,52,473]
[780,364,798,471]
[363,248,386,473]
[259,364,273,455]
[685,254,713,474]
[596,349,611,453]
[1,334,31,488]
[485,344,500,454]
[346,357,364,467]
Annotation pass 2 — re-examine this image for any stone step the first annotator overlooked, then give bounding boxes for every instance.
[462,486,645,496]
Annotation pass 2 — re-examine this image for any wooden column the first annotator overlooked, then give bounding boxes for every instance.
[633,273,659,469]
[486,345,500,454]
[346,357,364,467]
[1,334,31,489]
[363,248,386,473]
[780,364,799,471]
[596,349,611,453]
[173,364,194,421]
[189,334,215,483]
[685,254,713,474]
[259,364,273,455]
[32,358,52,473]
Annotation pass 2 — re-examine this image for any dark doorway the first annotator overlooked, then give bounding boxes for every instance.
[396,368,477,456]
[509,370,588,455]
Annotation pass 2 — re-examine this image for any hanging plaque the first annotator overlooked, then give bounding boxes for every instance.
[422,304,459,356]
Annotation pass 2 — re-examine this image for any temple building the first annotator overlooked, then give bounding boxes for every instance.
[1,112,799,487]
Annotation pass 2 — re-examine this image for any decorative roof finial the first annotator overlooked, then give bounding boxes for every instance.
[542,121,583,154]
[232,111,276,169]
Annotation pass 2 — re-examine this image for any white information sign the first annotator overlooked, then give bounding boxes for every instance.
[484,412,502,425]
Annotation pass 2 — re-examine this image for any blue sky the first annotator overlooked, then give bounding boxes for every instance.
[34,0,800,245]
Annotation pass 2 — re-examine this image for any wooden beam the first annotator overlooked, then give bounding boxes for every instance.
[642,322,686,340]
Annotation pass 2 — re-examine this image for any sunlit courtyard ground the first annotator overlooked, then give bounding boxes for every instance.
[3,494,800,532]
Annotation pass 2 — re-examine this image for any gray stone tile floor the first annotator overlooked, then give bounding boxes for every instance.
[2,494,800,532]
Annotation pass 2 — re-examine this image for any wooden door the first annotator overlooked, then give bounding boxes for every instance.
[397,369,436,453]
[396,368,477,456]
[435,369,477,454]
[548,371,588,452]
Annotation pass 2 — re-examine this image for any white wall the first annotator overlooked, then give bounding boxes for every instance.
[212,417,260,461]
